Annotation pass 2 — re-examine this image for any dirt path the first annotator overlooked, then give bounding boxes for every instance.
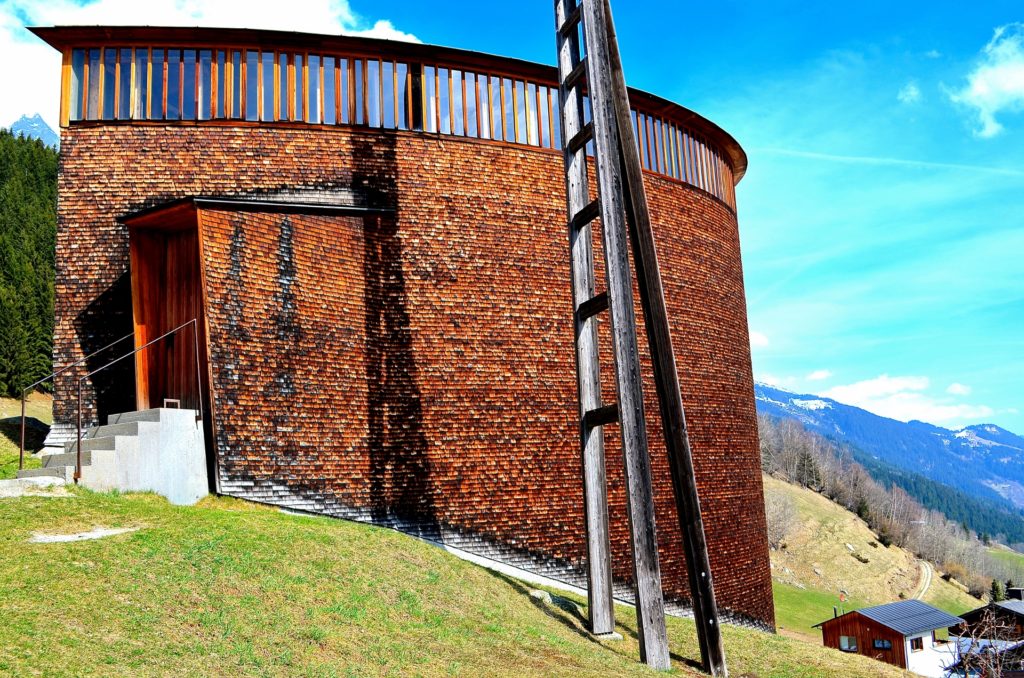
[914,559,933,599]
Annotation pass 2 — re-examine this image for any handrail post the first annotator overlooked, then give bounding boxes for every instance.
[192,319,203,424]
[75,380,83,482]
[19,391,26,471]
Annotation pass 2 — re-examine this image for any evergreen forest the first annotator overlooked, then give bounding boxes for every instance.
[0,129,57,396]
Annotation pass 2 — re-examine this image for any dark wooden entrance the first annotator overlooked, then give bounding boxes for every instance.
[125,201,215,489]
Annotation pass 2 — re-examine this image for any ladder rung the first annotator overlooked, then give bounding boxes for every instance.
[569,199,600,231]
[563,58,587,91]
[577,291,608,321]
[584,403,619,429]
[558,4,583,39]
[567,122,593,155]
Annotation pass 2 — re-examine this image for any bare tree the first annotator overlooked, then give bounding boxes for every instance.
[952,607,1018,677]
[764,488,797,550]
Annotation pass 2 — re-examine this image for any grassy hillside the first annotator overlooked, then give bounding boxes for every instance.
[0,488,909,677]
[765,474,980,641]
[0,394,50,478]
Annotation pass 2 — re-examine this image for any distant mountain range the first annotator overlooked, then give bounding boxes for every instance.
[7,114,59,148]
[755,382,1024,512]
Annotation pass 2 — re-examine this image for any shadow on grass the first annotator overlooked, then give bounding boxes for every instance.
[484,568,708,672]
[0,417,48,451]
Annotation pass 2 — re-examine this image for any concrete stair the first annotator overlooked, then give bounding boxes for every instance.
[18,411,158,483]
[17,407,207,505]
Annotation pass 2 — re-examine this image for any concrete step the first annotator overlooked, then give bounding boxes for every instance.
[63,436,116,454]
[107,409,163,425]
[17,466,73,482]
[42,451,92,468]
[91,421,141,439]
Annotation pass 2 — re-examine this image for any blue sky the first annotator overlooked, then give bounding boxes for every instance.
[1,0,1021,432]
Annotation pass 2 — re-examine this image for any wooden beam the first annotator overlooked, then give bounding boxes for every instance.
[602,1,728,675]
[580,0,671,669]
[59,49,71,127]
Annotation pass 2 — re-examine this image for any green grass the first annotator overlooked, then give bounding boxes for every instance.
[772,581,868,639]
[0,489,908,677]
[989,547,1024,571]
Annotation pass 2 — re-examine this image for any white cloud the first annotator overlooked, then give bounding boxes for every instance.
[946,382,972,395]
[806,369,832,381]
[948,22,1024,138]
[749,331,770,349]
[897,81,921,104]
[757,373,781,387]
[925,49,942,59]
[822,374,994,426]
[0,0,420,130]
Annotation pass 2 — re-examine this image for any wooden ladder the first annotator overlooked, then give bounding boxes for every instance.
[554,0,728,674]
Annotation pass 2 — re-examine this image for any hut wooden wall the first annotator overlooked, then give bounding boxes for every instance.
[819,612,906,669]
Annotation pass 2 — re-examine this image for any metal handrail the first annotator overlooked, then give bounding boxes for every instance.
[75,318,203,482]
[19,331,136,470]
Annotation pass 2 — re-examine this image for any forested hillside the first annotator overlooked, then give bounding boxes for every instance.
[0,129,58,396]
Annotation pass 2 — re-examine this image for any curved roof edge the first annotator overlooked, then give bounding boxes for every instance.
[29,25,747,182]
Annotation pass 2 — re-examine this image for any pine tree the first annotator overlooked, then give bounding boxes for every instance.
[991,579,1007,603]
[0,129,57,396]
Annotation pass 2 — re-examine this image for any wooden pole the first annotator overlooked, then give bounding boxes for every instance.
[580,0,671,669]
[601,1,728,674]
[554,0,615,637]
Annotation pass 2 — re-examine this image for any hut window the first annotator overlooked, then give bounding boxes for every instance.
[839,635,857,652]
[910,636,924,652]
[873,639,892,650]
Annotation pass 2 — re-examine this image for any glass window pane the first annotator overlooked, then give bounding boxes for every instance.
[490,76,503,141]
[465,72,477,137]
[166,49,181,120]
[215,51,226,118]
[503,78,514,141]
[366,59,379,127]
[245,51,258,121]
[352,59,362,125]
[382,61,394,129]
[230,51,242,119]
[339,58,349,124]
[396,63,408,130]
[323,56,336,125]
[583,96,593,156]
[87,48,100,120]
[132,49,148,120]
[261,52,274,121]
[182,50,196,120]
[538,86,550,148]
[198,50,212,120]
[551,90,561,148]
[307,54,321,123]
[102,48,116,120]
[424,66,436,133]
[150,49,164,120]
[525,82,538,145]
[477,73,490,140]
[70,49,85,121]
[117,49,131,119]
[451,70,464,136]
[277,53,288,120]
[438,68,450,134]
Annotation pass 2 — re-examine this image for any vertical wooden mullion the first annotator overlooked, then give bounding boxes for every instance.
[361,57,369,124]
[240,51,246,120]
[145,48,153,120]
[535,85,543,146]
[473,73,482,137]
[59,49,72,126]
[433,67,441,132]
[512,80,520,143]
[336,56,343,124]
[447,69,455,133]
[179,53,185,119]
[405,66,413,129]
[128,48,136,120]
[460,71,468,135]
[392,61,399,127]
[97,48,105,119]
[489,75,497,139]
[113,51,121,119]
[162,52,168,119]
[81,54,90,120]
[301,52,308,122]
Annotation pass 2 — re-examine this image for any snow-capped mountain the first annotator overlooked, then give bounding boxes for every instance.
[8,114,59,148]
[755,382,1024,509]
